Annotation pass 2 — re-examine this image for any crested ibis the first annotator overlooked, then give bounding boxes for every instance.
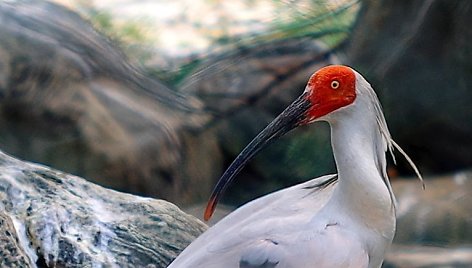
[169,65,423,268]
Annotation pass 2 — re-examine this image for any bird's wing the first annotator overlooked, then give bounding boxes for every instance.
[238,227,369,268]
[239,239,284,268]
[208,174,337,232]
[169,175,338,268]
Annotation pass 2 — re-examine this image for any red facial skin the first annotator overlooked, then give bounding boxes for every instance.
[304,65,357,122]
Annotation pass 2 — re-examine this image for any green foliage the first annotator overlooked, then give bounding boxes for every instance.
[269,0,359,46]
[254,125,335,184]
[80,7,155,65]
[88,9,114,33]
[149,57,203,86]
[210,0,359,49]
[285,125,335,178]
[223,125,336,206]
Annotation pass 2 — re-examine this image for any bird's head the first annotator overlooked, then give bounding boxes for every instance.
[204,65,360,221]
[303,65,357,123]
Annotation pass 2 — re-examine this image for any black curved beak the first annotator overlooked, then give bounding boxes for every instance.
[204,92,312,221]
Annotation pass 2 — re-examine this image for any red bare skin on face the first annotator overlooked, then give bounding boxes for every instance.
[304,65,357,121]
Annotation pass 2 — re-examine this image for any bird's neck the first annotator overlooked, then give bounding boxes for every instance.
[327,101,395,235]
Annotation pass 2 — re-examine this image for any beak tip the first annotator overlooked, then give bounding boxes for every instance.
[203,212,211,222]
[203,198,216,221]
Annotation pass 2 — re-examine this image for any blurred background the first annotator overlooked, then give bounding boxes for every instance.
[0,0,470,266]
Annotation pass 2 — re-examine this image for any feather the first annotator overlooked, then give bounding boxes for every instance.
[391,140,425,189]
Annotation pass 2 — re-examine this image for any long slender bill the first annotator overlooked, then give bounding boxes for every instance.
[204,93,312,221]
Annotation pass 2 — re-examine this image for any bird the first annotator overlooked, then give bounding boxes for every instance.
[169,65,423,268]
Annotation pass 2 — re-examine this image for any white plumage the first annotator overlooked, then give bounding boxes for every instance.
[169,66,422,268]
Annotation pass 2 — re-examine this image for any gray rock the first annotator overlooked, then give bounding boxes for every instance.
[0,210,34,267]
[0,150,207,267]
[385,171,472,267]
[393,171,472,245]
[384,245,472,268]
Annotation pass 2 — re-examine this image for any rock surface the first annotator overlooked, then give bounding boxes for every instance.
[384,245,472,268]
[0,210,34,267]
[385,171,472,267]
[393,171,472,245]
[0,150,207,267]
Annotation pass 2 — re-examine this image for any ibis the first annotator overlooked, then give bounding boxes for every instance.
[169,65,422,268]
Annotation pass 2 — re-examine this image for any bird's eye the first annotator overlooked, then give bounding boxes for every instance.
[331,80,340,89]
